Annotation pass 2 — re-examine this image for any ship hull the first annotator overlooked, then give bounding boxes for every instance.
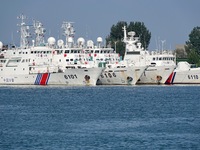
[165,68,200,84]
[97,66,146,85]
[137,65,175,84]
[0,68,103,86]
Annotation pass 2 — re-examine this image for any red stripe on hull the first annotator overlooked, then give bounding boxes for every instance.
[165,72,173,84]
[40,73,49,85]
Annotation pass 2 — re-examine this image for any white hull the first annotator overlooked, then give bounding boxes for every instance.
[166,68,200,84]
[0,68,103,86]
[97,66,146,85]
[137,65,175,84]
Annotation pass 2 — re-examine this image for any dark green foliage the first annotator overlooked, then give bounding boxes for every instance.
[187,49,200,66]
[128,22,151,50]
[106,21,151,58]
[185,26,200,66]
[110,21,127,40]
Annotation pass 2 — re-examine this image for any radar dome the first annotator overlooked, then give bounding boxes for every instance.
[57,39,64,47]
[0,41,3,49]
[47,37,56,45]
[87,40,94,48]
[128,31,135,37]
[97,37,103,43]
[77,37,85,45]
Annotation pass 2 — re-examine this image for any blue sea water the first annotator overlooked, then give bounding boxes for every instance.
[0,85,200,150]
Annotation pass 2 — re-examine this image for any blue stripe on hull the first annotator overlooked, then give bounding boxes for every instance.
[34,74,42,85]
[171,72,176,83]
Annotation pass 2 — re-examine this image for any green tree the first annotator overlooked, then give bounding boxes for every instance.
[106,21,127,58]
[187,49,200,66]
[185,26,200,65]
[106,21,151,58]
[128,22,151,49]
[110,21,127,40]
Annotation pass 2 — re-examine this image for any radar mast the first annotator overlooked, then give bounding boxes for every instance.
[17,14,31,48]
[33,20,46,46]
[61,22,75,47]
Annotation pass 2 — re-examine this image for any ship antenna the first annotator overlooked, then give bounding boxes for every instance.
[11,32,15,47]
[122,26,127,42]
[33,20,46,46]
[161,40,166,53]
[62,21,75,47]
[155,36,158,51]
[17,14,31,48]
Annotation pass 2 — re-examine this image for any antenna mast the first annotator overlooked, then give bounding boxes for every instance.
[61,22,75,47]
[33,20,46,46]
[17,14,31,48]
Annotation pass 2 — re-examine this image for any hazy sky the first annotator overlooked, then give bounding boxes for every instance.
[0,0,199,50]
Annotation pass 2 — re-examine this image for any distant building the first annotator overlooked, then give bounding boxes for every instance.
[175,44,187,58]
[176,44,185,50]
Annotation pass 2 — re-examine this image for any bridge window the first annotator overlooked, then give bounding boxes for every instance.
[65,50,70,53]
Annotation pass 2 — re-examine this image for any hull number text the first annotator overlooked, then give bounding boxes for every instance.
[188,75,199,79]
[64,74,78,79]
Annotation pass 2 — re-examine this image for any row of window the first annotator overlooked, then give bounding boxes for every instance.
[0,60,6,63]
[13,51,28,55]
[64,58,119,62]
[62,50,115,54]
[152,57,175,61]
[0,68,26,71]
[85,50,115,54]
[12,51,52,55]
[12,50,116,55]
[31,51,52,54]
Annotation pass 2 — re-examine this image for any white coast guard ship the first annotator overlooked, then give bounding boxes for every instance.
[165,61,200,84]
[0,56,102,85]
[0,14,103,86]
[122,26,176,84]
[97,61,147,85]
[83,37,147,85]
